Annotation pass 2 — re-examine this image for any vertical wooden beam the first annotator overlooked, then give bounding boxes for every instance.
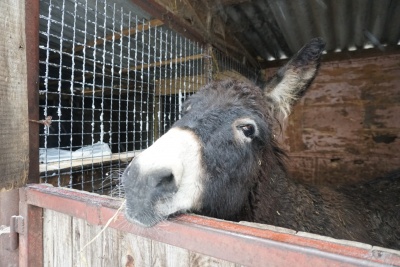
[0,0,30,190]
[26,0,40,184]
[204,44,214,83]
[19,188,43,267]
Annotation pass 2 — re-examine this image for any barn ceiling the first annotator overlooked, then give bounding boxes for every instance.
[131,0,400,68]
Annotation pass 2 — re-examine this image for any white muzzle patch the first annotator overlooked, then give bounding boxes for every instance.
[133,128,204,218]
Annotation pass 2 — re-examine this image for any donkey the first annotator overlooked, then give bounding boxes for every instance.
[122,38,400,249]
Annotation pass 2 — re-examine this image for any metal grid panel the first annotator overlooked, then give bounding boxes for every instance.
[212,48,259,84]
[38,0,258,196]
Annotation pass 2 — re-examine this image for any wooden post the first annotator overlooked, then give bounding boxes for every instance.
[0,0,30,190]
[19,188,43,267]
[205,44,213,83]
[26,0,40,184]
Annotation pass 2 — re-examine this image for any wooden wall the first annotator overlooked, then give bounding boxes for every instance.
[43,209,239,267]
[35,186,400,267]
[263,54,400,186]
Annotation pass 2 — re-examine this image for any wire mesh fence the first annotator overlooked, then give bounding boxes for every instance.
[38,0,259,197]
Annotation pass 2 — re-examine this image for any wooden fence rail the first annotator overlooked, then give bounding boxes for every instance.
[18,184,400,267]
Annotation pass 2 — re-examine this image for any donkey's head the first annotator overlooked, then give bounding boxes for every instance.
[123,38,325,227]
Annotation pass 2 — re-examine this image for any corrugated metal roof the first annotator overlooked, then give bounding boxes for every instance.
[221,0,400,62]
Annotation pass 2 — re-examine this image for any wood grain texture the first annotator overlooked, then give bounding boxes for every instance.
[122,233,153,267]
[43,209,239,267]
[0,0,29,190]
[264,54,400,185]
[101,227,120,266]
[72,217,103,267]
[155,75,206,96]
[43,209,73,267]
[152,241,190,267]
[189,252,240,267]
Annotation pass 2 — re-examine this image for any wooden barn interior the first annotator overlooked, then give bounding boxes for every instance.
[1,0,400,266]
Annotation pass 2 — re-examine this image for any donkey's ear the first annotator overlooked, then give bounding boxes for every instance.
[264,38,325,118]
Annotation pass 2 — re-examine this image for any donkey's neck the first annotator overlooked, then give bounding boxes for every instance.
[250,164,318,228]
[249,165,379,245]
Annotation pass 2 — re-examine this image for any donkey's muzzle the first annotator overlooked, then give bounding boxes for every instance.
[122,159,178,227]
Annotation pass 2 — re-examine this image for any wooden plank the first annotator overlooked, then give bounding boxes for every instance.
[19,189,43,267]
[131,0,259,68]
[120,233,152,267]
[42,209,54,267]
[43,209,73,267]
[26,0,40,184]
[44,210,242,267]
[76,19,164,52]
[45,19,164,88]
[72,217,103,267]
[151,241,190,267]
[180,0,208,33]
[155,74,206,95]
[190,251,239,267]
[26,185,400,267]
[40,151,140,173]
[129,0,205,44]
[101,227,120,266]
[214,70,253,84]
[0,0,29,190]
[124,53,205,73]
[52,19,164,58]
[273,54,400,185]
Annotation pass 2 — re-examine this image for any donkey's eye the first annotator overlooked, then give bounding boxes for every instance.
[240,124,255,138]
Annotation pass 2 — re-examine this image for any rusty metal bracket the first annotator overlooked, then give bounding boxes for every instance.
[9,215,24,250]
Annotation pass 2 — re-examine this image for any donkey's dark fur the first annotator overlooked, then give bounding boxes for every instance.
[175,80,287,221]
[179,79,400,249]
[123,38,400,250]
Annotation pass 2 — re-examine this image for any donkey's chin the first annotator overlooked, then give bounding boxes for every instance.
[125,198,192,227]
[124,209,166,228]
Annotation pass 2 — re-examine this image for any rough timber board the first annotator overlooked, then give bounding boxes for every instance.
[28,185,400,266]
[155,74,206,96]
[0,0,29,190]
[43,209,73,267]
[264,54,400,185]
[72,216,103,267]
[44,209,236,267]
[39,151,140,173]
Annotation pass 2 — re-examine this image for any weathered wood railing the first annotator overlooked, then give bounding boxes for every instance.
[18,184,400,267]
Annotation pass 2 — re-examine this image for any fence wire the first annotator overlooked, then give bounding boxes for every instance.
[38,0,259,197]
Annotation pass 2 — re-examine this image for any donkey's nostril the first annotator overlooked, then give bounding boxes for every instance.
[152,173,177,195]
[156,173,175,187]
